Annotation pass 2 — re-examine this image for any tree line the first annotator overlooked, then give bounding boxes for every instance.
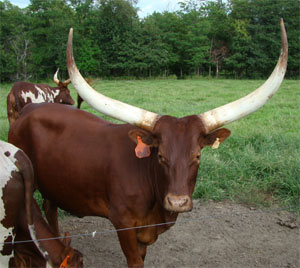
[0,0,299,82]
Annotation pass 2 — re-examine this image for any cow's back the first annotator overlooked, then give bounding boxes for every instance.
[8,103,150,218]
[7,81,61,125]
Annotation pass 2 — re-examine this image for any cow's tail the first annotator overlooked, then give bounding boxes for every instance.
[16,150,51,264]
[13,88,22,113]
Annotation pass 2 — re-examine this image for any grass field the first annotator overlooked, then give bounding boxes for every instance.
[0,78,299,210]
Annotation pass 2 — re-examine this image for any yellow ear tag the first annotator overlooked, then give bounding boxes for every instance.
[212,138,220,149]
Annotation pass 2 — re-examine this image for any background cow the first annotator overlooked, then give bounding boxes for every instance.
[8,20,287,267]
[6,69,75,125]
[77,94,84,109]
[77,78,93,109]
[0,140,83,267]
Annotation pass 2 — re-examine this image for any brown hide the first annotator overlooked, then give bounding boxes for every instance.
[8,103,230,267]
[0,141,83,268]
[7,81,75,125]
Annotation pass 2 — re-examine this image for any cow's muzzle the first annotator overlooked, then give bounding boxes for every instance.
[164,194,193,213]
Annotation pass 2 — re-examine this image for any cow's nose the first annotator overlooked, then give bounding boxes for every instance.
[164,194,192,212]
[167,196,188,207]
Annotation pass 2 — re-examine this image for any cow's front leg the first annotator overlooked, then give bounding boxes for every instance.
[116,227,144,268]
[110,213,144,268]
[42,199,60,236]
[138,242,147,261]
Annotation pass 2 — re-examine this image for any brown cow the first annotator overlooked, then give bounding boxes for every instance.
[7,69,75,125]
[8,19,288,267]
[0,140,83,268]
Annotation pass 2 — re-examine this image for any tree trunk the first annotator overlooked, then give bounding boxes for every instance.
[209,38,213,77]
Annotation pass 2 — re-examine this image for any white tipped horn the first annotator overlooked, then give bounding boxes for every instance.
[199,19,288,133]
[66,28,160,131]
[53,68,60,85]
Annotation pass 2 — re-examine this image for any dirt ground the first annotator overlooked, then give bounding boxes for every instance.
[60,200,300,268]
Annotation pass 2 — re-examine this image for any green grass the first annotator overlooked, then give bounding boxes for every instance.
[1,79,299,211]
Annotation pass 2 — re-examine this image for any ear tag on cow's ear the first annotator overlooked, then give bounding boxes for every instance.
[59,255,70,268]
[212,138,220,149]
[135,136,151,158]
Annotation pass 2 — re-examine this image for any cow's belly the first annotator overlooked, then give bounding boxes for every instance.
[37,175,110,218]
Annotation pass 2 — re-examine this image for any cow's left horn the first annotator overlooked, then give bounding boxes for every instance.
[66,28,160,131]
[53,68,60,85]
[199,19,288,134]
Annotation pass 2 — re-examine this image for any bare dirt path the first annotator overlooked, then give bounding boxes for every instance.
[60,201,300,268]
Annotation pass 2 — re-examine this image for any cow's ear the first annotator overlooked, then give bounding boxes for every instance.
[128,129,158,158]
[202,128,231,149]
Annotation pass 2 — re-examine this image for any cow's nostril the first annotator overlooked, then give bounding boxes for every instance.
[180,198,188,207]
[164,194,192,212]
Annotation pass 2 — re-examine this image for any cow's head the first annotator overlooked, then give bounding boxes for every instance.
[60,233,84,268]
[66,19,288,213]
[128,116,231,212]
[53,69,75,105]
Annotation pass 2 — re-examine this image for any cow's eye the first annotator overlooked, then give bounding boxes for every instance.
[191,153,201,165]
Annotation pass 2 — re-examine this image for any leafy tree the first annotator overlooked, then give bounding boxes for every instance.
[66,0,103,76]
[0,0,299,81]
[140,14,171,77]
[228,0,300,78]
[27,0,74,79]
[92,0,140,76]
[224,19,252,78]
[179,9,210,76]
[0,1,30,81]
[202,1,231,77]
[147,12,186,77]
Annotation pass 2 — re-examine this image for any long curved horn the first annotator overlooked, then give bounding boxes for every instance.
[199,19,288,134]
[53,68,60,85]
[66,28,160,131]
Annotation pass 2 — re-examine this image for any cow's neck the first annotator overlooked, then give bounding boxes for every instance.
[32,210,66,266]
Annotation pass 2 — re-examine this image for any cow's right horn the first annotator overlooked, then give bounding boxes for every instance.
[66,28,160,131]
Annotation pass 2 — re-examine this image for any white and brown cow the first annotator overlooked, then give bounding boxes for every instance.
[0,140,83,267]
[7,69,75,125]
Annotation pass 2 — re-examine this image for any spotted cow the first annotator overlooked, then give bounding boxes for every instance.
[0,140,83,267]
[7,69,75,125]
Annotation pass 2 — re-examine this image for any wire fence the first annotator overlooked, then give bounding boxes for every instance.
[3,204,299,246]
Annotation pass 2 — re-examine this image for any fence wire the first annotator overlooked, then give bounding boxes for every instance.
[3,204,299,246]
